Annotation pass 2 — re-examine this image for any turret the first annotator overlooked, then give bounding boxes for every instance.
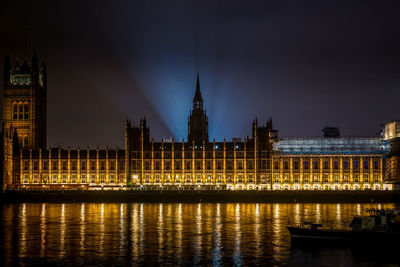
[39,61,47,88]
[31,53,39,84]
[267,116,273,131]
[267,116,278,140]
[124,119,131,150]
[252,118,258,139]
[3,52,47,150]
[140,117,150,144]
[383,121,400,184]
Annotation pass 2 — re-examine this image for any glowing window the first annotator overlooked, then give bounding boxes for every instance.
[274,161,279,170]
[284,161,289,170]
[71,161,77,171]
[24,161,29,170]
[293,161,299,170]
[81,160,86,170]
[110,160,115,170]
[33,161,38,170]
[334,175,339,182]
[324,161,329,170]
[24,104,29,120]
[13,104,17,119]
[217,161,222,170]
[353,160,359,170]
[333,161,339,170]
[303,161,309,170]
[90,161,96,171]
[343,161,349,170]
[43,160,48,170]
[313,161,319,170]
[247,161,253,170]
[18,105,23,120]
[186,161,191,170]
[249,174,255,181]
[262,160,267,169]
[373,160,379,170]
[363,161,369,170]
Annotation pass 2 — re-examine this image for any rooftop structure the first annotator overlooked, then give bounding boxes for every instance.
[274,137,390,155]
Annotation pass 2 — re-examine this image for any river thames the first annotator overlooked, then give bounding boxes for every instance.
[1,203,399,266]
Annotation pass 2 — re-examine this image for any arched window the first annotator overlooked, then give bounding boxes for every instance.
[24,104,29,120]
[18,104,23,120]
[13,104,17,119]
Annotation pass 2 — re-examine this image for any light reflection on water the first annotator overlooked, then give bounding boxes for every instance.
[1,203,399,266]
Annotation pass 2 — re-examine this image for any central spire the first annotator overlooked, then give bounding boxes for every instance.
[193,73,203,110]
[188,73,208,144]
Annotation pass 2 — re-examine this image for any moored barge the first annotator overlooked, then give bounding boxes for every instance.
[287,209,400,246]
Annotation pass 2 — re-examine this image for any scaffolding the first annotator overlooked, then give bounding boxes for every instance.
[274,137,389,154]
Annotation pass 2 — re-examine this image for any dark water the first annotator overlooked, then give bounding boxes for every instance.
[1,203,399,266]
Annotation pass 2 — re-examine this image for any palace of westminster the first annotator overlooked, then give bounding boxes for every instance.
[1,52,400,191]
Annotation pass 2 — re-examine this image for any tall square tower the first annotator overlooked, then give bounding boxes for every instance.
[3,53,47,149]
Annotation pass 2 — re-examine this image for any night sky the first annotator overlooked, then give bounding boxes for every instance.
[1,0,399,148]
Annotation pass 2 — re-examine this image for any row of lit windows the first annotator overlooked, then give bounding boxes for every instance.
[12,103,29,120]
[143,174,253,184]
[141,173,380,183]
[144,159,380,171]
[23,174,125,184]
[142,151,253,159]
[23,160,124,171]
[272,174,380,183]
[143,160,251,170]
[274,159,380,171]
[22,173,381,184]
[22,158,382,172]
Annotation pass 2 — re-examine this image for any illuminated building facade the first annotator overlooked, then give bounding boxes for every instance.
[2,53,400,191]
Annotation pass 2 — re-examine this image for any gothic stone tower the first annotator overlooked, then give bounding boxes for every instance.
[188,74,208,145]
[3,53,47,150]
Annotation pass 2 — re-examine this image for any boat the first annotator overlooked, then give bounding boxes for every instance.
[287,209,400,246]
